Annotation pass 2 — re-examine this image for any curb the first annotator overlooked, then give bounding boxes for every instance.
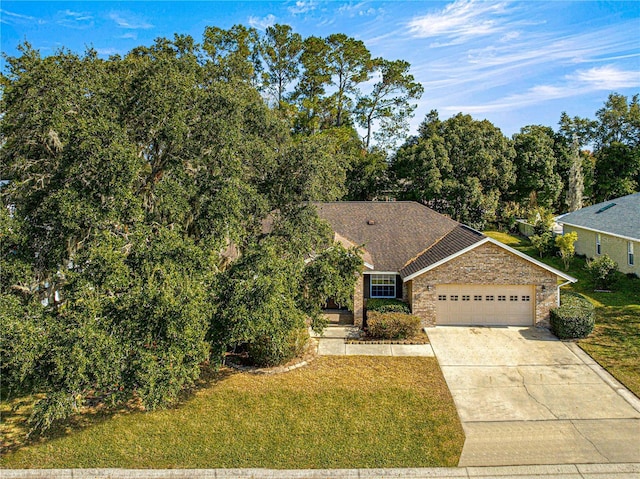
[2,463,640,478]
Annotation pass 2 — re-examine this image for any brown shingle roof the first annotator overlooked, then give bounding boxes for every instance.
[314,201,470,273]
[399,224,485,278]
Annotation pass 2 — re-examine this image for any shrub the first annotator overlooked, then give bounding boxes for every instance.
[586,254,618,290]
[367,312,421,340]
[366,298,410,314]
[246,327,309,367]
[550,292,595,339]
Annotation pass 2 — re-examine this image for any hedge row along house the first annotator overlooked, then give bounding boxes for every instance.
[558,192,640,277]
[315,202,576,328]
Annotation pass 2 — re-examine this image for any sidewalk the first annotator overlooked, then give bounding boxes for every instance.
[311,325,434,357]
[3,463,639,478]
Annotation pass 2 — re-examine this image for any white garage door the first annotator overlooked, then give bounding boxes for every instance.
[436,284,534,326]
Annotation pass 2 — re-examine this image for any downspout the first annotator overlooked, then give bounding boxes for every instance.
[556,280,574,307]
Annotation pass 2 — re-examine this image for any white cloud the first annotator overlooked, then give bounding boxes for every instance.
[441,65,639,115]
[1,8,44,25]
[407,0,510,41]
[248,14,276,30]
[108,12,153,29]
[288,1,317,15]
[337,2,381,18]
[118,32,138,40]
[95,47,119,56]
[570,66,640,90]
[56,9,94,28]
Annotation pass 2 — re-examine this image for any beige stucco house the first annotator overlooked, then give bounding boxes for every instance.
[558,193,639,276]
[316,202,576,329]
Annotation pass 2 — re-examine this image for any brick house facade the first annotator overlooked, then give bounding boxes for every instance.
[317,202,576,329]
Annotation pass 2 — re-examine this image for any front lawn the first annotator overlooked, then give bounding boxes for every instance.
[485,230,640,397]
[1,356,464,469]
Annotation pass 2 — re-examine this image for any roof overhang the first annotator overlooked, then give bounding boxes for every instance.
[402,237,577,283]
[558,221,639,243]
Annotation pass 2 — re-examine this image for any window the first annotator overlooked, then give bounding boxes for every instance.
[629,242,635,266]
[498,295,506,301]
[486,295,494,301]
[462,295,470,301]
[510,295,518,301]
[474,295,482,301]
[450,295,459,301]
[438,295,447,301]
[370,274,396,298]
[596,234,601,255]
[522,295,531,302]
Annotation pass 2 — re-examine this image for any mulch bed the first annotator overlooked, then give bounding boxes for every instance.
[346,331,430,345]
[224,338,319,374]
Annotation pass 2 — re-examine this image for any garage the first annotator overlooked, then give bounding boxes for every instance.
[435,284,535,326]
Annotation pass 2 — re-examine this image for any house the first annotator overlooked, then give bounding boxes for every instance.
[557,193,639,276]
[315,201,576,328]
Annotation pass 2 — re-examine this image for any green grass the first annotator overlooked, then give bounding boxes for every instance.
[485,230,640,397]
[1,357,464,469]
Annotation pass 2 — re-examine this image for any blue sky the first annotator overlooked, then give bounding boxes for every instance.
[1,1,639,137]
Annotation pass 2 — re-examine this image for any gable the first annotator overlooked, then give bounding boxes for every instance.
[403,237,576,283]
[400,225,485,279]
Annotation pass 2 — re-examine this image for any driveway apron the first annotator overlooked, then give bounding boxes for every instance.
[427,326,640,467]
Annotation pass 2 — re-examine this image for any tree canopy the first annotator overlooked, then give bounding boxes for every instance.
[0,32,366,434]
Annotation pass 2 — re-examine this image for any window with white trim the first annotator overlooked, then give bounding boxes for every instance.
[629,241,634,266]
[596,233,601,255]
[370,274,396,298]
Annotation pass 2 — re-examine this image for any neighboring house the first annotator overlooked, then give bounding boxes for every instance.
[316,202,576,328]
[558,193,640,276]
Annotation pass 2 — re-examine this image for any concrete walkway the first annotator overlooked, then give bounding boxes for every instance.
[427,326,640,467]
[4,463,640,478]
[312,325,434,357]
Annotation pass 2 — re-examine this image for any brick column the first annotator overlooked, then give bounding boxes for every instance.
[353,273,364,328]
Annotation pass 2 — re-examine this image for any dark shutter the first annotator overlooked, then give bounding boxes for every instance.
[395,275,403,299]
[364,274,371,299]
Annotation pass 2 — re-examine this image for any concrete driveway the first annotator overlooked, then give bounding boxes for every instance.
[427,326,640,467]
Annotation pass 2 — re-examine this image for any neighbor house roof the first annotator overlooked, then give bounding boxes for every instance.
[314,201,480,273]
[558,193,640,241]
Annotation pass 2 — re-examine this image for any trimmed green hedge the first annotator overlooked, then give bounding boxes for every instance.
[367,312,421,340]
[366,298,411,314]
[550,292,595,339]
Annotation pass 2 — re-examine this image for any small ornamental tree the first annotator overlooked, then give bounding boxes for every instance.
[555,232,578,270]
[587,254,618,290]
[531,231,554,258]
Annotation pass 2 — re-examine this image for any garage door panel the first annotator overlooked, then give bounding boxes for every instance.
[436,284,534,326]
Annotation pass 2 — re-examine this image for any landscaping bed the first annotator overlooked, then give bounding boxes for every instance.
[346,330,430,345]
[1,356,463,469]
